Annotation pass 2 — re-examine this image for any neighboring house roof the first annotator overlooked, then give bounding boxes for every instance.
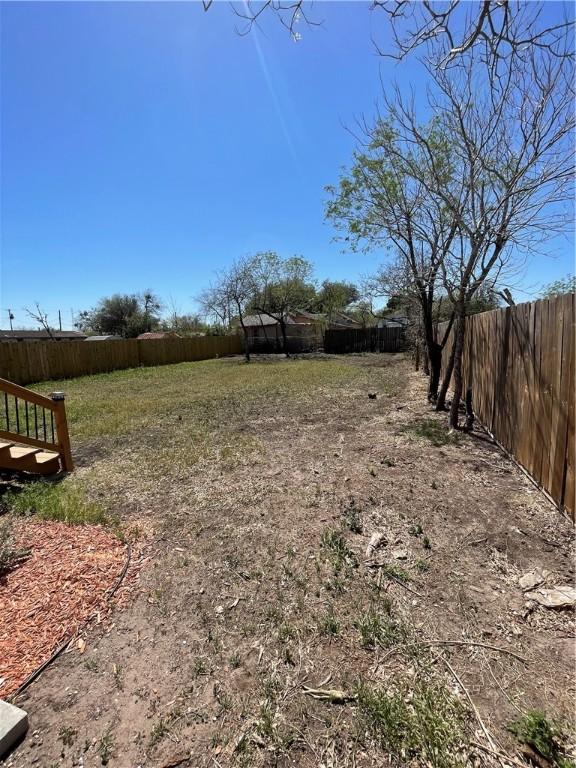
[331,312,363,327]
[0,329,86,341]
[84,335,123,341]
[137,332,181,339]
[378,319,405,329]
[329,321,356,329]
[241,314,297,327]
[293,310,325,322]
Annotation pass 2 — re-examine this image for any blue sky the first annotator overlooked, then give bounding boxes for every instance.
[1,1,574,329]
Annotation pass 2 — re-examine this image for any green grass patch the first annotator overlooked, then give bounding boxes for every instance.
[318,605,340,636]
[415,558,430,573]
[356,676,469,768]
[401,418,459,447]
[320,529,358,573]
[381,564,411,583]
[342,498,363,534]
[508,711,575,768]
[355,605,406,649]
[409,523,423,536]
[4,481,109,526]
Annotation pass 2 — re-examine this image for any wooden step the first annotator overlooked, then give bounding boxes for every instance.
[0,442,61,475]
[33,450,60,465]
[8,446,40,460]
[26,451,61,475]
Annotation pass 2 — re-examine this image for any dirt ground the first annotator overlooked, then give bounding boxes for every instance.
[3,354,575,768]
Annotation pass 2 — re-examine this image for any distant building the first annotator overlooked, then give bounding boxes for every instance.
[84,335,122,341]
[233,310,362,353]
[329,311,363,329]
[0,329,86,342]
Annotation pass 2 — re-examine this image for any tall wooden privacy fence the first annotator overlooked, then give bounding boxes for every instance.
[324,326,403,354]
[0,335,244,386]
[438,293,575,518]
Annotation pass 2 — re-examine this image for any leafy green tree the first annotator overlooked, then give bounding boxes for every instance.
[315,280,359,320]
[347,300,377,329]
[326,117,459,402]
[247,252,316,355]
[385,294,409,313]
[540,275,576,299]
[76,292,162,338]
[161,313,210,336]
[417,49,575,427]
[433,288,501,323]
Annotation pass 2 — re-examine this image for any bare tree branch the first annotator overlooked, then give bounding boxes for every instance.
[25,302,56,340]
[218,1,574,87]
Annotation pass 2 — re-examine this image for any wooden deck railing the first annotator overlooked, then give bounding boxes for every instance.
[0,378,74,472]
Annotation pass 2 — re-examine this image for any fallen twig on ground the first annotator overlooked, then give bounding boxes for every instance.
[302,686,356,703]
[378,639,529,666]
[437,652,501,756]
[471,740,530,768]
[386,572,424,597]
[423,640,528,664]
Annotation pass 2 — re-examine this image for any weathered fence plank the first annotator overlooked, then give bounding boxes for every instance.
[438,293,575,519]
[0,336,243,386]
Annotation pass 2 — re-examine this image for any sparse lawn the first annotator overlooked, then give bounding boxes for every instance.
[401,417,461,446]
[3,354,575,768]
[30,356,388,440]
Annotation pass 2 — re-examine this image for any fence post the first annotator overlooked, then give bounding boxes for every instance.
[51,391,74,472]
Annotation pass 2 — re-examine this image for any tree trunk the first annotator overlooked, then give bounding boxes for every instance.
[279,319,290,357]
[418,297,440,401]
[237,306,250,362]
[414,341,420,372]
[449,309,467,429]
[428,340,442,401]
[436,342,455,411]
[240,325,250,362]
[422,344,430,376]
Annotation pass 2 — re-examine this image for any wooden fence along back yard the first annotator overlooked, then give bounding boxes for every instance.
[324,326,403,354]
[438,292,575,519]
[0,335,244,386]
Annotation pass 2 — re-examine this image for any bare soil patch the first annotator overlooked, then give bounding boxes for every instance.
[2,354,574,768]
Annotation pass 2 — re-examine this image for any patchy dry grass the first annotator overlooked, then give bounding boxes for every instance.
[30,357,378,440]
[23,356,405,517]
[6,354,575,768]
[355,672,470,768]
[401,417,460,446]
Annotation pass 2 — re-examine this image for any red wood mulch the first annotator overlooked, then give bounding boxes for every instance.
[0,521,127,698]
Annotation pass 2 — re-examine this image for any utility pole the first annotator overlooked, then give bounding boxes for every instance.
[7,309,14,331]
[58,309,62,331]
